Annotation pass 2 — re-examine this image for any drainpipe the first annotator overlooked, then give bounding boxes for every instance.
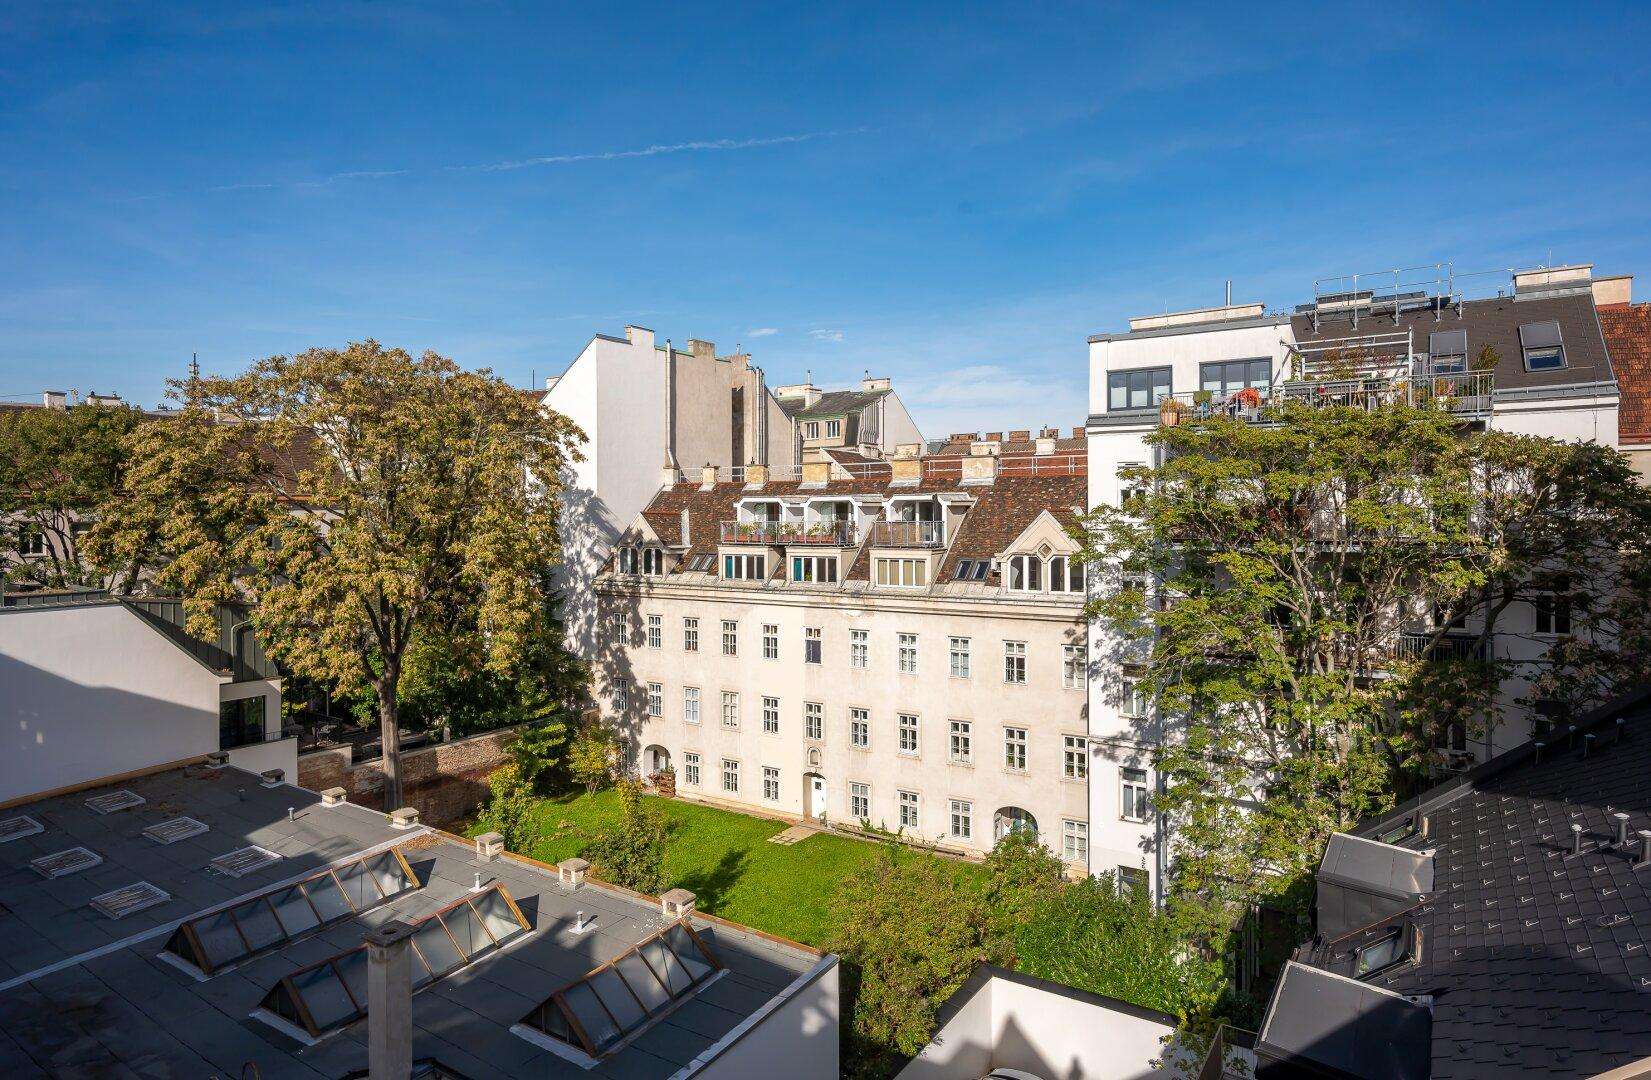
[365,920,417,1080]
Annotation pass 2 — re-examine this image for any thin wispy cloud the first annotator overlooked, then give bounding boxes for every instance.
[454,130,857,173]
[809,328,845,343]
[748,327,780,337]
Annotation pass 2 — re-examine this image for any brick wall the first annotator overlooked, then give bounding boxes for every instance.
[296,726,519,826]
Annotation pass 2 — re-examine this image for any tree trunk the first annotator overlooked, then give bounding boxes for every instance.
[377,674,404,811]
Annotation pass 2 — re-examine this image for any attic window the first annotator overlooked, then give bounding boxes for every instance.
[143,817,210,845]
[1352,925,1411,978]
[0,815,43,843]
[1519,320,1566,371]
[685,553,715,573]
[1373,817,1417,846]
[91,881,172,920]
[210,846,283,878]
[85,789,146,814]
[32,847,103,878]
[642,548,665,575]
[1428,329,1468,373]
[954,559,991,582]
[517,920,721,1060]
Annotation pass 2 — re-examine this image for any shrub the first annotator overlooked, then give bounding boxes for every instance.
[567,723,617,793]
[582,778,667,894]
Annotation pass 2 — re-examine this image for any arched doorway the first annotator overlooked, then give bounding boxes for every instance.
[804,748,826,820]
[643,744,671,777]
[993,806,1038,843]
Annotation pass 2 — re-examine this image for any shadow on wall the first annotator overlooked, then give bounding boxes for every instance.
[0,652,219,802]
[556,475,624,659]
[576,530,644,774]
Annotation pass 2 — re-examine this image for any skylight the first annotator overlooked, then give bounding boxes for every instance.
[517,920,721,1059]
[164,848,419,976]
[0,815,43,843]
[143,817,210,845]
[953,559,991,582]
[210,845,283,878]
[91,881,171,920]
[256,882,530,1037]
[31,846,103,878]
[85,789,146,814]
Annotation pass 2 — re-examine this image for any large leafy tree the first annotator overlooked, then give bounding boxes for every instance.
[1081,399,1651,945]
[91,342,583,808]
[0,402,151,590]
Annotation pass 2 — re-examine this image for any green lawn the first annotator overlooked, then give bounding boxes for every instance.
[471,790,983,947]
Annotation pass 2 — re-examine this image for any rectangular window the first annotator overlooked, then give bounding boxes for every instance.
[1063,644,1085,689]
[1198,358,1272,397]
[1117,463,1144,511]
[1063,735,1088,780]
[762,623,779,660]
[949,636,970,678]
[792,555,839,583]
[683,687,701,725]
[723,553,767,580]
[850,707,870,749]
[721,620,738,656]
[949,720,972,764]
[949,799,973,840]
[826,419,843,439]
[898,633,919,674]
[1107,366,1172,411]
[646,614,662,649]
[805,627,822,664]
[1004,640,1027,684]
[722,759,739,794]
[683,617,699,652]
[898,713,919,755]
[1118,865,1148,896]
[1062,820,1089,863]
[1004,727,1028,771]
[1353,928,1406,976]
[1428,329,1468,373]
[646,681,663,718]
[218,697,265,751]
[805,701,824,741]
[763,767,780,802]
[683,752,700,786]
[762,696,780,735]
[721,691,739,729]
[876,557,929,587]
[1121,677,1149,718]
[803,421,820,439]
[1535,594,1573,636]
[1121,767,1149,822]
[899,790,919,830]
[1519,319,1567,371]
[850,629,868,668]
[849,782,870,820]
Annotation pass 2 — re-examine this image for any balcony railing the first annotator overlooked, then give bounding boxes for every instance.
[1156,369,1493,425]
[1395,631,1486,663]
[1197,1025,1258,1080]
[870,520,945,548]
[719,520,856,545]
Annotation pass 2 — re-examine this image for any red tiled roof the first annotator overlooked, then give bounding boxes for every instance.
[1601,302,1651,446]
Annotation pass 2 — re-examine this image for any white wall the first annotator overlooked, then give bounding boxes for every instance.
[1087,319,1296,418]
[0,603,224,802]
[690,956,839,1080]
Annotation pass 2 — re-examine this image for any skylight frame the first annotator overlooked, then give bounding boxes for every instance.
[85,789,146,815]
[143,817,211,845]
[256,881,530,1038]
[209,845,284,878]
[164,847,419,977]
[0,815,44,843]
[517,919,723,1059]
[31,846,103,878]
[91,881,172,920]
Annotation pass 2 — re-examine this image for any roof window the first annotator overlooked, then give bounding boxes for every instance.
[210,845,283,878]
[91,881,171,920]
[31,846,103,878]
[143,817,210,845]
[954,559,991,582]
[1519,320,1567,371]
[685,552,715,573]
[85,789,146,814]
[1427,329,1467,373]
[0,815,43,843]
[1352,923,1417,978]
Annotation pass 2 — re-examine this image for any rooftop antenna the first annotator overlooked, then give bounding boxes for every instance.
[189,352,200,381]
[1225,280,1232,306]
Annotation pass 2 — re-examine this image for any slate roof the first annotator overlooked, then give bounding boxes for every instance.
[0,766,824,1078]
[786,388,888,420]
[1273,686,1651,1079]
[1600,302,1651,445]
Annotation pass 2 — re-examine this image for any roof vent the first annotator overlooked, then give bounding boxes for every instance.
[142,817,210,845]
[209,845,282,878]
[32,847,104,878]
[90,881,171,920]
[85,789,146,815]
[0,815,44,843]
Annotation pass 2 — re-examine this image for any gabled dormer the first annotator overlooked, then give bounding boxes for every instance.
[998,509,1084,595]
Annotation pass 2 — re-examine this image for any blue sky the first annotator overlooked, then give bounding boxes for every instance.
[3,2,1649,436]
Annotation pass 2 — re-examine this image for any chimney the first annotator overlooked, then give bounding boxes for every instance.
[661,887,697,919]
[1594,275,1634,306]
[699,464,718,490]
[1070,427,1084,439]
[1513,264,1592,294]
[558,857,590,888]
[890,455,921,485]
[42,390,67,410]
[861,376,891,392]
[1034,435,1057,456]
[984,431,1003,443]
[962,452,998,485]
[680,508,691,546]
[625,325,656,350]
[1127,301,1266,333]
[364,920,418,1080]
[745,462,769,488]
[474,832,505,861]
[1007,429,1031,443]
[688,339,717,360]
[661,460,681,488]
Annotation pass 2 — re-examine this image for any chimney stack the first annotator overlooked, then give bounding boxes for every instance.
[42,390,67,410]
[688,339,717,360]
[365,920,418,1080]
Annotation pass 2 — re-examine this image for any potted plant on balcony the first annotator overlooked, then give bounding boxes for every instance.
[1158,398,1188,427]
[1233,386,1262,411]
[652,765,676,798]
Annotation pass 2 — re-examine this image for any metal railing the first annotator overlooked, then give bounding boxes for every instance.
[1158,369,1492,424]
[1395,631,1486,663]
[1197,1025,1258,1080]
[870,520,944,547]
[719,520,856,545]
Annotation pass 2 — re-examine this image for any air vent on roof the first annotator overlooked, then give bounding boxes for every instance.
[0,815,44,843]
[142,817,210,845]
[210,846,282,878]
[32,847,104,878]
[90,881,171,920]
[86,789,146,814]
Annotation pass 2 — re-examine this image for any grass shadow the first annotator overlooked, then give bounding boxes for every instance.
[674,847,748,912]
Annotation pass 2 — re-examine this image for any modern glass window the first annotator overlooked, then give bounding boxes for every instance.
[804,702,824,741]
[762,623,779,660]
[850,708,870,749]
[1107,366,1172,411]
[1062,820,1089,862]
[850,629,868,668]
[723,553,766,580]
[876,557,928,587]
[949,636,971,678]
[949,720,972,764]
[1121,678,1149,717]
[1199,358,1272,397]
[1121,767,1149,822]
[899,791,919,830]
[646,614,662,649]
[219,697,265,751]
[1428,329,1468,373]
[898,713,919,755]
[898,633,918,674]
[646,682,663,718]
[762,767,780,802]
[721,691,739,729]
[1535,593,1573,636]
[683,752,700,786]
[1118,866,1148,895]
[683,617,699,652]
[1353,928,1407,976]
[804,627,822,664]
[1004,640,1027,684]
[1063,645,1085,689]
[849,782,870,820]
[949,799,973,840]
[762,696,780,734]
[792,555,839,583]
[721,759,739,793]
[683,687,701,725]
[1519,320,1567,371]
[1063,735,1088,780]
[721,620,738,656]
[1004,727,1028,771]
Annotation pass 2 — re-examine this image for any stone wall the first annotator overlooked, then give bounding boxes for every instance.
[296,726,519,825]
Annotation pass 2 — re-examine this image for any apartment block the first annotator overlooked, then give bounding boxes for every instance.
[594,431,1100,871]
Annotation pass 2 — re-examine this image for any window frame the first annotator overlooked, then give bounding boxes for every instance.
[762,766,780,803]
[897,713,919,756]
[683,617,699,652]
[1107,366,1173,412]
[721,758,739,794]
[850,628,868,668]
[1198,358,1272,397]
[683,686,701,726]
[949,799,973,840]
[1062,819,1089,863]
[762,696,780,735]
[683,752,701,786]
[897,632,919,674]
[1519,319,1567,372]
[849,707,871,749]
[646,681,663,718]
[849,781,870,820]
[646,614,662,649]
[1003,640,1027,684]
[1120,766,1149,822]
[804,701,824,741]
[804,626,822,665]
[762,623,779,661]
[949,636,971,679]
[1063,735,1088,781]
[720,691,740,729]
[948,720,973,765]
[720,619,738,656]
[1003,726,1028,772]
[898,790,919,830]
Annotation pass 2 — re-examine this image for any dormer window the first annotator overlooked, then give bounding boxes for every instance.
[825,419,842,438]
[1007,554,1042,591]
[802,421,821,439]
[1519,320,1566,371]
[642,548,665,575]
[617,547,639,574]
